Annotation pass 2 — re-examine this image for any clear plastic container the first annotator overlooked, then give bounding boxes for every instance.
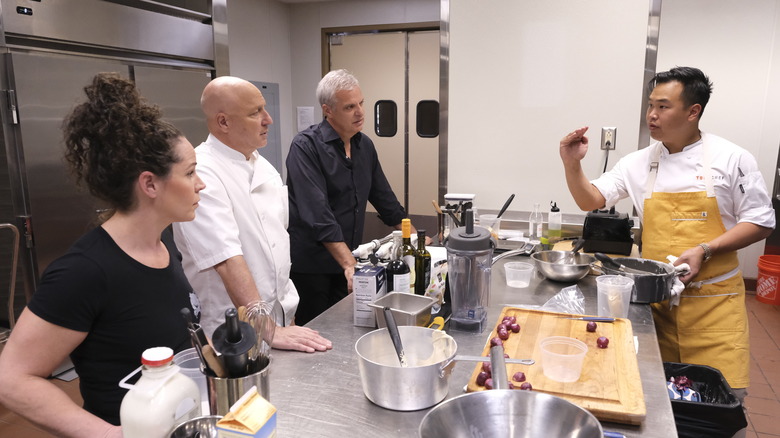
[504,262,534,288]
[539,336,588,383]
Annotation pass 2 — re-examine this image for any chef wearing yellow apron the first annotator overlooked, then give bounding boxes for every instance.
[642,140,749,388]
[558,67,775,395]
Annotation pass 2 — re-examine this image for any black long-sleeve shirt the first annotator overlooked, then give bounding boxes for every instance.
[286,120,406,274]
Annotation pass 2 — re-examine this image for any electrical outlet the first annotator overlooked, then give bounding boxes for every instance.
[601,127,616,150]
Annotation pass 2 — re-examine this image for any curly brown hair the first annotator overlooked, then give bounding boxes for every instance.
[63,72,184,212]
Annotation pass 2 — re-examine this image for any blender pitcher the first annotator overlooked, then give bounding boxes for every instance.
[445,209,494,333]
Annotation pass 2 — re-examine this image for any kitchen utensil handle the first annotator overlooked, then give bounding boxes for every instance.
[497,193,515,218]
[383,307,408,367]
[594,252,623,270]
[489,345,509,389]
[452,355,535,365]
[603,432,626,438]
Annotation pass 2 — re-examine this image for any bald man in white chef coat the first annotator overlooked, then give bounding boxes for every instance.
[559,67,774,437]
[173,76,331,353]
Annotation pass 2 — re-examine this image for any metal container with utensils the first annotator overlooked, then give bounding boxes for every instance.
[418,390,603,438]
[355,326,457,411]
[531,250,596,282]
[206,357,270,416]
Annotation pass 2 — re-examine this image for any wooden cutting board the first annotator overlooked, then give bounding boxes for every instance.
[466,307,646,425]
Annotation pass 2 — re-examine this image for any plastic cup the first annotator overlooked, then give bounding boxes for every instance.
[504,262,534,288]
[539,336,588,382]
[479,214,501,235]
[596,275,634,319]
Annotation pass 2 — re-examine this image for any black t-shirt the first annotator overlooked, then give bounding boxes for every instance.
[27,227,196,425]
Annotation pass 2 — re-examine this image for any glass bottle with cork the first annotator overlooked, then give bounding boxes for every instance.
[529,202,544,241]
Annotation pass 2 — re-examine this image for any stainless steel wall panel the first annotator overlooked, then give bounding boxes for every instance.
[133,65,211,144]
[9,52,128,275]
[1,0,214,61]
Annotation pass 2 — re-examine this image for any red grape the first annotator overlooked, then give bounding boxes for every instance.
[476,371,489,386]
[485,378,494,390]
[586,321,597,332]
[509,323,520,333]
[503,316,517,325]
[490,337,503,347]
[498,329,509,340]
[481,362,492,374]
[519,382,532,390]
[512,371,526,382]
[497,323,508,333]
[597,336,609,348]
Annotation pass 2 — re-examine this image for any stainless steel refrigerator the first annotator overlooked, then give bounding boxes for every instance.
[0,0,221,333]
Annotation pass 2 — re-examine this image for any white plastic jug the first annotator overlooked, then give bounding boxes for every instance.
[119,347,201,438]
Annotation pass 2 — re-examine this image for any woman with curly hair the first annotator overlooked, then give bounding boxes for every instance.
[0,72,205,437]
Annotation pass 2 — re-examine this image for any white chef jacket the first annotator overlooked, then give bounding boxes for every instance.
[173,135,299,336]
[591,132,775,230]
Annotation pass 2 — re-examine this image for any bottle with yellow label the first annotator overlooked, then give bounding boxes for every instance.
[398,218,416,293]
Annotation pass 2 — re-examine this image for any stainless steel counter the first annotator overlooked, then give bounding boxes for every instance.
[269,255,678,437]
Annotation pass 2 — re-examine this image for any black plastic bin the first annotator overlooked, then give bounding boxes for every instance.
[663,362,747,438]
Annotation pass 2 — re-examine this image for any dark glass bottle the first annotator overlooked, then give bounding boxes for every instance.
[386,231,411,293]
[415,229,431,295]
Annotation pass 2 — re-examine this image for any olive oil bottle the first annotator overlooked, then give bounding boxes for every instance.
[415,229,431,295]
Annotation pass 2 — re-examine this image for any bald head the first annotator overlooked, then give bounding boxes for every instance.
[200,76,273,159]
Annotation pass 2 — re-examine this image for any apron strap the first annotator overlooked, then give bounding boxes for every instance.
[644,144,662,199]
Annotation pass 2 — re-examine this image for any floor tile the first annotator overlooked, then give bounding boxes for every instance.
[751,412,780,434]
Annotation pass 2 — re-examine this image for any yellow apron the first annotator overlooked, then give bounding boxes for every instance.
[642,141,749,389]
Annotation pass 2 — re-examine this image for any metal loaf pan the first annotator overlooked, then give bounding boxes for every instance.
[367,292,435,328]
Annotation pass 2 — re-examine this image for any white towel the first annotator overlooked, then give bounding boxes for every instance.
[666,255,690,309]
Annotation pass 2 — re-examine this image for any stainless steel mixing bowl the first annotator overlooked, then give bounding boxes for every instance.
[531,250,596,282]
[418,389,603,438]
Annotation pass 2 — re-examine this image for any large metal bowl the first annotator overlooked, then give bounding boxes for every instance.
[419,389,603,438]
[531,250,596,282]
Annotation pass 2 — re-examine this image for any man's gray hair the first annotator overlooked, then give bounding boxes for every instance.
[316,69,360,107]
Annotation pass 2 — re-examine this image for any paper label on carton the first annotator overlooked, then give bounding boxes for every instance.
[353,265,387,327]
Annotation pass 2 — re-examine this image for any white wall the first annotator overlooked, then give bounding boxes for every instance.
[656,0,780,277]
[448,0,649,216]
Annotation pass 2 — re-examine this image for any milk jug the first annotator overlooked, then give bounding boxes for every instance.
[119,346,201,438]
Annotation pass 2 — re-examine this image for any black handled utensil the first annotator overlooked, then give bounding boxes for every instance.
[212,308,257,377]
[383,307,408,368]
[496,194,515,218]
[594,252,650,275]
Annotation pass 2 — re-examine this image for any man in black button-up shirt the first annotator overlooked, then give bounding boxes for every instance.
[286,69,408,325]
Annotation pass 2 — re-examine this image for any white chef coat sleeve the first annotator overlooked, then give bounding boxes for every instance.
[174,162,243,271]
[731,151,776,229]
[591,156,633,209]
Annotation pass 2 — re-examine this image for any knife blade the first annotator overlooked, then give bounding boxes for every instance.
[559,316,616,322]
